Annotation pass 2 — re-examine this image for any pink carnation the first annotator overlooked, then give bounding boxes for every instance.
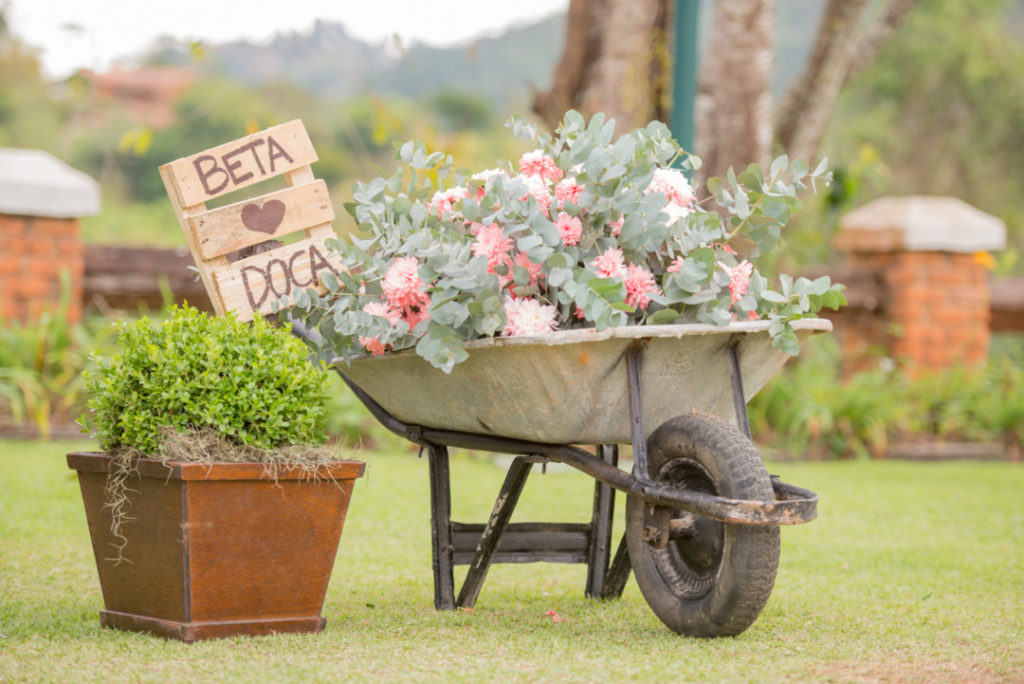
[623,263,661,311]
[512,251,544,288]
[429,186,469,219]
[502,296,559,337]
[471,168,508,200]
[363,300,403,327]
[518,149,563,183]
[402,307,430,330]
[608,218,623,237]
[382,256,430,312]
[358,336,387,356]
[519,174,552,214]
[646,167,696,208]
[554,177,584,208]
[725,260,753,306]
[646,168,696,226]
[556,212,583,246]
[666,256,686,273]
[590,247,627,279]
[471,223,514,271]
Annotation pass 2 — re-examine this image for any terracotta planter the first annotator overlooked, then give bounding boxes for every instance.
[67,451,365,642]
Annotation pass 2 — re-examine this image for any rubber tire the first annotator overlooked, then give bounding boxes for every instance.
[626,414,780,637]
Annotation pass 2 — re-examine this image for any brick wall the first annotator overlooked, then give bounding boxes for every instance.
[0,213,84,323]
[842,251,990,369]
[834,196,1005,373]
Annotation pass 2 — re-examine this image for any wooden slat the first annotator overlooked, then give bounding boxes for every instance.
[211,235,344,321]
[159,163,225,315]
[187,180,334,260]
[162,120,317,207]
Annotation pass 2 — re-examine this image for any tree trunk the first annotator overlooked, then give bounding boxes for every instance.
[694,0,776,190]
[776,0,918,164]
[535,0,917,186]
[533,0,673,134]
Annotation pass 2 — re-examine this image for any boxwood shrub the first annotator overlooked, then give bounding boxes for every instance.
[83,305,329,455]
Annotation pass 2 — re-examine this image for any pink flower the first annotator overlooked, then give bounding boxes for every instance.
[428,186,469,219]
[590,248,627,279]
[518,149,563,183]
[471,223,514,271]
[666,256,686,273]
[662,202,691,227]
[402,307,430,330]
[623,263,661,310]
[608,218,623,237]
[382,256,430,312]
[554,177,584,207]
[519,175,552,214]
[358,336,387,356]
[511,251,544,289]
[363,300,403,327]
[471,168,508,200]
[555,212,583,246]
[725,260,753,306]
[502,296,558,336]
[646,168,696,226]
[646,167,696,208]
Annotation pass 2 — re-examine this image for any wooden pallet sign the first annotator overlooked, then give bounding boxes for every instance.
[160,119,343,321]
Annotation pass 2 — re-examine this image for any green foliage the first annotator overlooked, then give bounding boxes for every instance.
[431,90,495,132]
[748,336,1024,459]
[82,305,329,454]
[291,112,843,372]
[0,277,116,438]
[825,0,1024,267]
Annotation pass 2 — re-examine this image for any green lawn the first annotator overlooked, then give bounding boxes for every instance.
[1,439,1021,682]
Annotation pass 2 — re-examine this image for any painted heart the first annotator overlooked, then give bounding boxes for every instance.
[241,200,286,235]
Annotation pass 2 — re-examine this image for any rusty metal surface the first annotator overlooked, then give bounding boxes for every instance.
[336,319,832,445]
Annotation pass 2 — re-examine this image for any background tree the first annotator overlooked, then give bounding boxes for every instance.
[532,0,674,134]
[694,0,775,186]
[534,0,917,184]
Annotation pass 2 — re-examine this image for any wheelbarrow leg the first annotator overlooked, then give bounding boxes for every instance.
[427,444,456,610]
[600,533,631,599]
[457,456,534,609]
[726,337,752,440]
[585,444,618,599]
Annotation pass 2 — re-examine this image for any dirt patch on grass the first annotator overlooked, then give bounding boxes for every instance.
[816,657,1021,683]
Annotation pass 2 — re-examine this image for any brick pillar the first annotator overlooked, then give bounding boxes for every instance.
[835,196,1006,371]
[0,149,99,324]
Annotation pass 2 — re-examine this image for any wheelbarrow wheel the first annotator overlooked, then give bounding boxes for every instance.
[625,414,780,637]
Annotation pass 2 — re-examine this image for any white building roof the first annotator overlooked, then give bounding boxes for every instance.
[0,148,100,218]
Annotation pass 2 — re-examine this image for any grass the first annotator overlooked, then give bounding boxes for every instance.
[1,438,1022,682]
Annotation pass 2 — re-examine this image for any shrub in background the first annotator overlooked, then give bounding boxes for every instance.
[749,335,1024,459]
[0,276,116,438]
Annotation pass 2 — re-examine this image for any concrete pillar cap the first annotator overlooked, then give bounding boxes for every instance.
[836,195,1006,253]
[0,148,100,218]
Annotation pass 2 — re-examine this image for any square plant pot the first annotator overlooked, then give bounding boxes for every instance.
[68,452,365,642]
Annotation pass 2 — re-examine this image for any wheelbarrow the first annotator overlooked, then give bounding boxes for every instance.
[294,318,829,637]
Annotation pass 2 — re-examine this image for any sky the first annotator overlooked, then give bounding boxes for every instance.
[6,0,570,79]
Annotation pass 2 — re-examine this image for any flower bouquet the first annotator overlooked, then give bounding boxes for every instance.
[286,111,845,373]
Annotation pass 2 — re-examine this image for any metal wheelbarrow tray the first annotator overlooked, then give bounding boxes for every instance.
[323,319,831,637]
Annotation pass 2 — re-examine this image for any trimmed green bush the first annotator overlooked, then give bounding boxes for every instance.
[82,305,329,455]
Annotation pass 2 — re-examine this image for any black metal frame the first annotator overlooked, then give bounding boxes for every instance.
[296,322,818,610]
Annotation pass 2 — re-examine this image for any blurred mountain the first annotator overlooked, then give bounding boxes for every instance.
[145,7,832,113]
[147,15,566,111]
